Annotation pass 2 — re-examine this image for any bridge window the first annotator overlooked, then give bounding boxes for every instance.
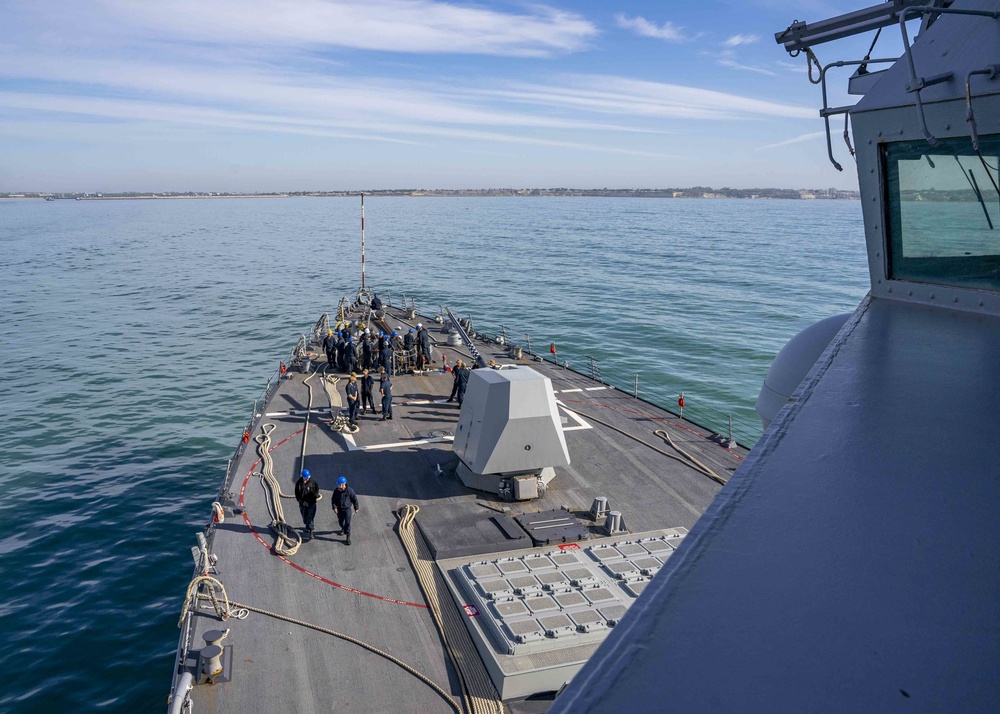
[885,136,1000,292]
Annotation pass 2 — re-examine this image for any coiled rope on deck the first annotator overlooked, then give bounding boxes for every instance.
[254,423,302,556]
[397,505,504,714]
[195,593,461,713]
[321,367,340,410]
[177,575,249,628]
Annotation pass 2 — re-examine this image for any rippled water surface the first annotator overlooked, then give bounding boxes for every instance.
[0,196,867,711]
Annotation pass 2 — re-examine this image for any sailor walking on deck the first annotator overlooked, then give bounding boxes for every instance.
[379,370,393,420]
[331,476,359,546]
[294,469,320,538]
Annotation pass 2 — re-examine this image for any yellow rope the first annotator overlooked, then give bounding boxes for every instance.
[397,505,504,714]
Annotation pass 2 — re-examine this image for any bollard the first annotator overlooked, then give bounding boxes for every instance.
[604,511,622,535]
[200,644,225,683]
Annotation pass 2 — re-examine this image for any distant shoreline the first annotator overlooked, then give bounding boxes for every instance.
[1,187,860,201]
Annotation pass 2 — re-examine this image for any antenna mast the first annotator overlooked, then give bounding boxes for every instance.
[361,193,365,293]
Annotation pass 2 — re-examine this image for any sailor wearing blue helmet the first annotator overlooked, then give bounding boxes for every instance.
[344,335,358,373]
[331,476,359,545]
[295,469,320,538]
[379,339,394,376]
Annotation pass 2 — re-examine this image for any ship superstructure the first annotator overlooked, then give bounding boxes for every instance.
[551,2,1000,711]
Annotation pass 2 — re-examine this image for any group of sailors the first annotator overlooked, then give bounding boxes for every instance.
[322,321,434,376]
[319,295,506,427]
[344,368,392,427]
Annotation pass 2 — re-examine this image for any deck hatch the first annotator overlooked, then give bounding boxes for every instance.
[443,529,684,698]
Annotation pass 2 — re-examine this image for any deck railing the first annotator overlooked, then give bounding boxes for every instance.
[468,323,761,448]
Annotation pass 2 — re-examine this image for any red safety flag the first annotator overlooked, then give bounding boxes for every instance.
[550,343,557,354]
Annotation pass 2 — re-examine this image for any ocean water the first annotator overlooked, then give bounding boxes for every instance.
[0,196,867,711]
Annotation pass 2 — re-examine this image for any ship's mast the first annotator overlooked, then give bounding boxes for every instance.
[360,192,366,293]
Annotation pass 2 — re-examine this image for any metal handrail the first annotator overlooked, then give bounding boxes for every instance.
[473,324,760,446]
[897,6,1000,146]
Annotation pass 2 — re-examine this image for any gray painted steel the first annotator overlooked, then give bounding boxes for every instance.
[439,530,687,699]
[173,304,746,713]
[552,4,1000,712]
[453,367,570,477]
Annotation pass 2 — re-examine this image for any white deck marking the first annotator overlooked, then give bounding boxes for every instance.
[560,388,583,393]
[340,433,455,452]
[265,408,333,417]
[584,386,609,391]
[556,401,593,431]
[401,399,450,405]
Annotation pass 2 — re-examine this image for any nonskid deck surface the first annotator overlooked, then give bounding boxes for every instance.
[182,306,747,713]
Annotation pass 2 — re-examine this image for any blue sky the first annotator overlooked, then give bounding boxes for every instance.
[0,0,902,192]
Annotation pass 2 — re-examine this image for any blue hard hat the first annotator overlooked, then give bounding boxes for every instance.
[391,331,398,336]
[408,328,414,333]
[336,476,347,486]
[301,469,311,479]
[349,337,354,342]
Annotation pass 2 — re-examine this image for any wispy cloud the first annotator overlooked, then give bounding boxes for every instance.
[723,34,759,47]
[717,57,776,76]
[615,14,686,42]
[713,38,776,77]
[476,76,815,121]
[101,0,598,57]
[0,0,827,189]
[757,131,825,150]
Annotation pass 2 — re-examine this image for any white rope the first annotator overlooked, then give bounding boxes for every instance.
[211,502,225,524]
[254,423,302,556]
[177,575,248,627]
[321,369,359,434]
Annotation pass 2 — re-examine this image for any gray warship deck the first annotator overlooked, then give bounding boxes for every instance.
[177,304,747,713]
